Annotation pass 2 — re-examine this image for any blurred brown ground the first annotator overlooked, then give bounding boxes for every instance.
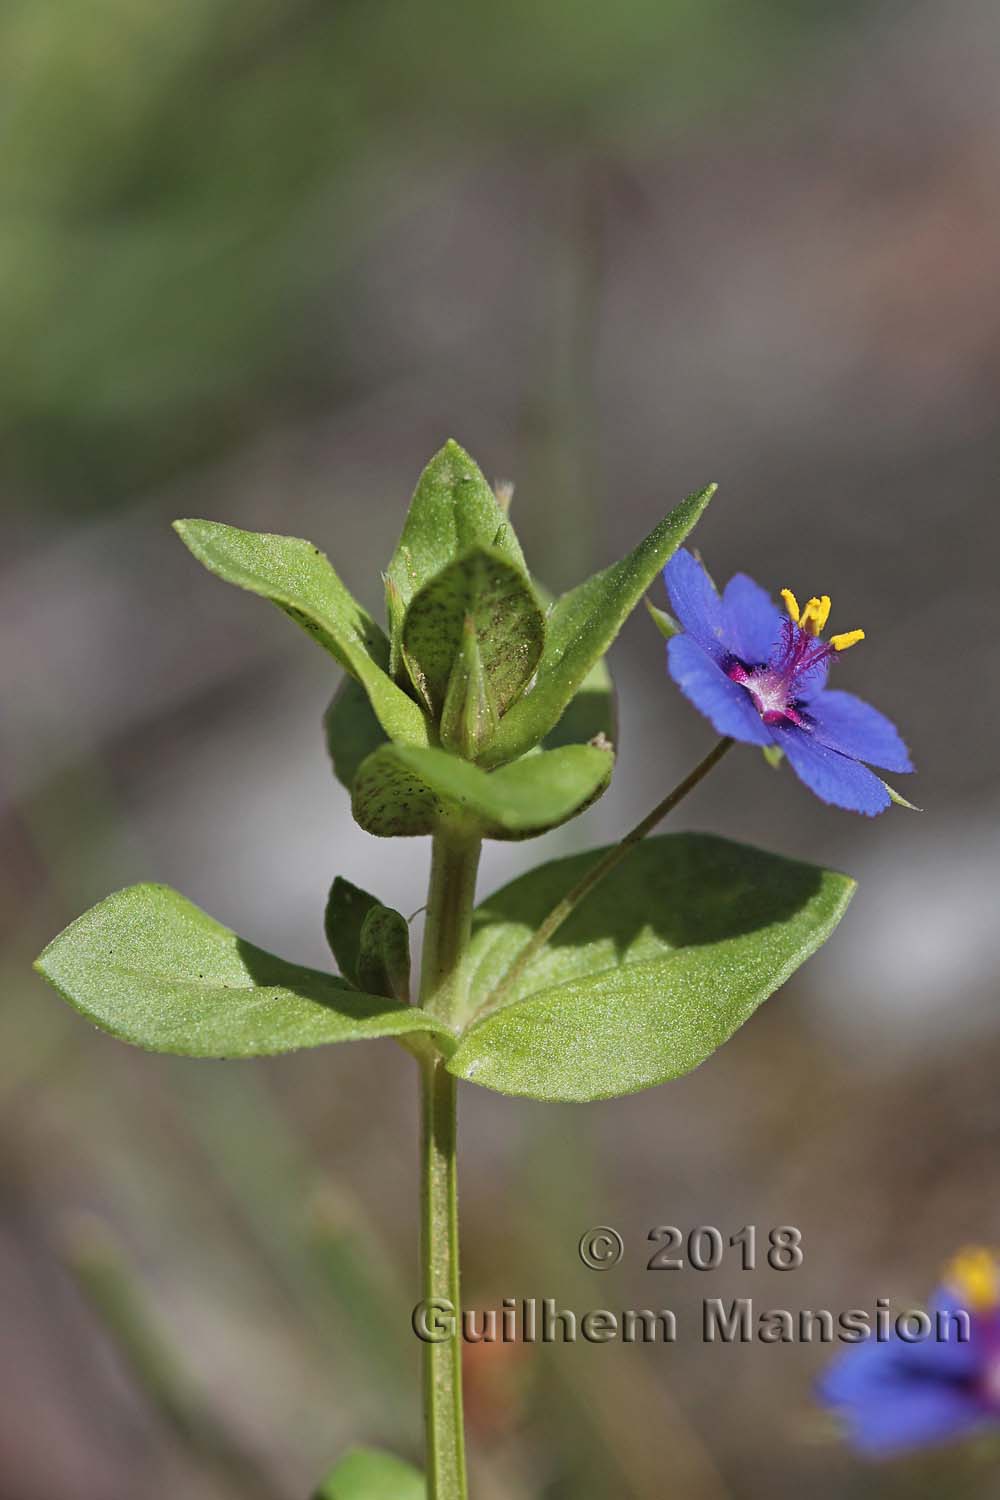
[2,2,1000,1495]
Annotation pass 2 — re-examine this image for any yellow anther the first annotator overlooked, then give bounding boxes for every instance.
[800,595,832,637]
[830,629,865,652]
[780,589,800,624]
[783,587,862,649]
[946,1247,1000,1311]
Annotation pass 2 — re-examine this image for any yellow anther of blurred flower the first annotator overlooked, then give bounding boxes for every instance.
[946,1246,1000,1310]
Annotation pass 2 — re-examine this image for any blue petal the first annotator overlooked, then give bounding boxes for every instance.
[910,1290,985,1379]
[667,635,771,746]
[721,573,783,666]
[819,1337,896,1407]
[847,1391,988,1458]
[824,1307,980,1390]
[819,1336,990,1456]
[807,689,913,773]
[819,1297,995,1456]
[663,550,724,659]
[776,726,891,815]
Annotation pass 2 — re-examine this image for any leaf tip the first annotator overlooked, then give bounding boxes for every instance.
[830,872,859,920]
[435,436,472,471]
[171,517,210,558]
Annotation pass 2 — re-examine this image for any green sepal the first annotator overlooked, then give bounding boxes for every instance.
[479,484,716,766]
[313,1447,424,1499]
[882,776,921,811]
[173,519,428,748]
[644,594,681,639]
[447,833,854,1100]
[762,743,785,769]
[35,884,449,1057]
[351,742,614,840]
[401,545,543,728]
[384,440,527,670]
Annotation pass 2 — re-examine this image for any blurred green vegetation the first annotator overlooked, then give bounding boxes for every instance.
[1,0,857,508]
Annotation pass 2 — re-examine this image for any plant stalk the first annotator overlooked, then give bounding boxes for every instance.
[479,736,734,1018]
[418,828,481,1500]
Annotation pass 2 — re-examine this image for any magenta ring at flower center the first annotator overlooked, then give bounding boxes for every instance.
[727,662,807,728]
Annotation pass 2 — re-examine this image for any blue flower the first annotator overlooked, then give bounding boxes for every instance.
[819,1249,1000,1457]
[662,550,913,815]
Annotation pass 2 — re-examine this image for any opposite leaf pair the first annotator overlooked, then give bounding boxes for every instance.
[35,833,853,1102]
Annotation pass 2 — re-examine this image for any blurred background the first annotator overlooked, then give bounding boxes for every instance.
[3,1,999,1495]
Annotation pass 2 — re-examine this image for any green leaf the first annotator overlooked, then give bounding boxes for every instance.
[439,621,500,760]
[540,652,617,751]
[35,884,449,1057]
[324,676,390,792]
[324,876,380,984]
[358,904,411,1002]
[384,571,407,680]
[324,878,411,999]
[531,577,617,751]
[173,519,428,748]
[351,743,614,840]
[402,546,544,720]
[313,1448,424,1500]
[384,440,527,667]
[479,484,716,766]
[448,833,854,1100]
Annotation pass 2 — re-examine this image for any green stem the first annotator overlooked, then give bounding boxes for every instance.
[420,830,482,1028]
[420,1059,465,1500]
[477,736,734,1020]
[418,828,480,1500]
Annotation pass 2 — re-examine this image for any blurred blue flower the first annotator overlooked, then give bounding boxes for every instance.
[820,1248,1000,1456]
[662,550,913,815]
